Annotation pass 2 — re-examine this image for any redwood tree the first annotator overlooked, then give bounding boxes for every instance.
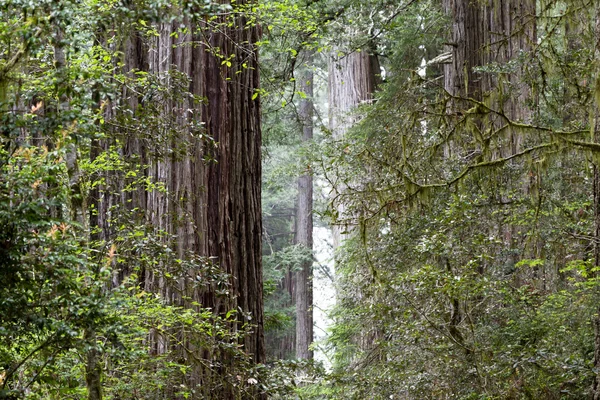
[143,0,265,378]
[92,1,266,397]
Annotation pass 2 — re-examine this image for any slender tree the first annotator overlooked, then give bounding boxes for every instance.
[295,54,315,360]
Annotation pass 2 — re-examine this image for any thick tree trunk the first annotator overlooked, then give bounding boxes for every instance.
[443,0,484,100]
[295,56,314,360]
[443,0,535,257]
[443,0,535,119]
[180,0,260,380]
[146,2,263,344]
[89,2,265,397]
[328,51,378,139]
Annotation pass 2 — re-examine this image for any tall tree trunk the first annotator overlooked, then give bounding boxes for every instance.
[89,2,265,396]
[443,0,535,260]
[295,55,314,360]
[146,2,264,394]
[443,0,535,130]
[328,45,379,357]
[55,26,104,400]
[200,6,264,365]
[443,0,484,101]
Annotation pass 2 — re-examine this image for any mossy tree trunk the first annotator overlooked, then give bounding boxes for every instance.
[592,2,600,398]
[442,0,535,359]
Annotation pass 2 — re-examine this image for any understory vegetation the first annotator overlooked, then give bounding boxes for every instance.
[2,0,600,399]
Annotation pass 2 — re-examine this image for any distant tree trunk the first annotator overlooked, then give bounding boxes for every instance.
[328,45,379,356]
[328,49,378,248]
[84,329,102,400]
[265,263,296,360]
[54,25,104,400]
[295,54,314,360]
[86,140,104,400]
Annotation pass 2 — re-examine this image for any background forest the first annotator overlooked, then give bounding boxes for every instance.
[2,0,600,399]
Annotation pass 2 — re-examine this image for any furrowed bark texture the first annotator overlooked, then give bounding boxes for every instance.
[443,0,535,251]
[443,0,535,122]
[100,3,266,397]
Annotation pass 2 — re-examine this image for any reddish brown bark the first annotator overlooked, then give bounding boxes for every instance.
[100,3,266,398]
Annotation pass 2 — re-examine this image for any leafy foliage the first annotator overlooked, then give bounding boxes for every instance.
[0,0,269,398]
[311,0,600,398]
